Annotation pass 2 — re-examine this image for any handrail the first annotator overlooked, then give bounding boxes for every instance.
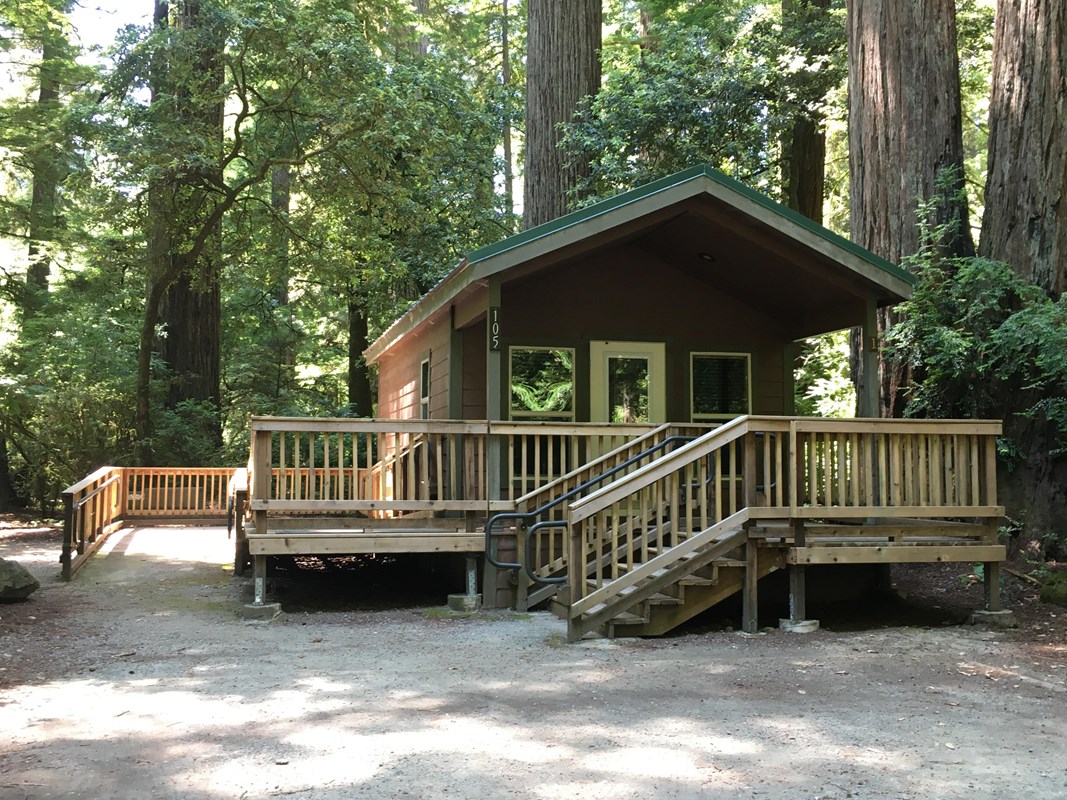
[484,434,698,575]
[74,474,122,511]
[513,423,675,507]
[569,415,760,523]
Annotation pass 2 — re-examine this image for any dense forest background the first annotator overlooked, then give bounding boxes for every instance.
[0,1,1064,556]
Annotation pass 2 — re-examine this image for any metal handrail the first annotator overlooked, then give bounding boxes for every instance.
[483,435,697,576]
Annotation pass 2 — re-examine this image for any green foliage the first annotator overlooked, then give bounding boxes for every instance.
[888,254,1067,454]
[793,330,854,418]
[564,2,846,203]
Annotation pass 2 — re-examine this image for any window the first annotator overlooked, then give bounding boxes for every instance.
[509,347,575,421]
[419,357,431,419]
[691,353,750,421]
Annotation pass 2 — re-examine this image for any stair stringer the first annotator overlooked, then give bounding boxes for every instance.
[567,516,750,641]
[613,545,781,637]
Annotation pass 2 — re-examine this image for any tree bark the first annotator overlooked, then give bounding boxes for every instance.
[348,298,373,417]
[847,0,973,417]
[500,0,514,216]
[980,0,1067,548]
[781,0,829,225]
[980,0,1066,298]
[0,435,18,511]
[25,1,71,310]
[137,0,225,460]
[523,0,602,229]
[154,0,224,443]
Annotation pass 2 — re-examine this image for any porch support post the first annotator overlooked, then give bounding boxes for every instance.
[742,536,758,633]
[448,305,464,419]
[483,276,505,606]
[859,297,880,418]
[784,341,799,415]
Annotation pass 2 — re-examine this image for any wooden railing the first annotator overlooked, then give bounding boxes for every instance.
[564,417,1003,615]
[790,419,1000,516]
[61,466,243,579]
[513,423,714,586]
[125,467,235,517]
[494,422,660,501]
[61,467,125,580]
[247,418,663,522]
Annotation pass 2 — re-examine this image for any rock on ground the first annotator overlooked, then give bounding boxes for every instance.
[0,556,40,600]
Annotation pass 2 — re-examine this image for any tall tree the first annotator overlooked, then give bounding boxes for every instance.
[846,0,973,417]
[781,0,830,223]
[980,0,1066,298]
[150,0,225,453]
[523,0,602,228]
[25,0,74,307]
[977,0,1067,547]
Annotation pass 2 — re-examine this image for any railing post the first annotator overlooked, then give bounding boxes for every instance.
[61,491,74,581]
[788,421,800,513]
[253,429,272,535]
[567,520,584,608]
[743,431,758,508]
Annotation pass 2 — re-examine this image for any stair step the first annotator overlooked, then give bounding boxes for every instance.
[713,558,746,568]
[608,610,647,626]
[678,576,716,587]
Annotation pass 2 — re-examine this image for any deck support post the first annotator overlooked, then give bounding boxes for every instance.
[984,561,1001,611]
[253,555,267,605]
[466,554,479,597]
[788,564,807,621]
[483,277,504,607]
[742,537,758,633]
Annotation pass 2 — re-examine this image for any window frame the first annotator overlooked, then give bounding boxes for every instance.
[419,356,431,420]
[508,345,577,422]
[689,351,752,422]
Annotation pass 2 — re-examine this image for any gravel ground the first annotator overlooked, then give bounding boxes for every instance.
[1,524,1065,800]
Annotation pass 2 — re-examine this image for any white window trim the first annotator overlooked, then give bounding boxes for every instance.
[508,345,577,422]
[419,356,431,420]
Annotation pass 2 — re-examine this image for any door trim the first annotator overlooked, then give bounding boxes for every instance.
[589,341,666,423]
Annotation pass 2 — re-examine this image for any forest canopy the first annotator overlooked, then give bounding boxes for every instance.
[0,0,1063,553]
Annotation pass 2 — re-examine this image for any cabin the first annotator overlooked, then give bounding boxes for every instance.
[225,165,1005,639]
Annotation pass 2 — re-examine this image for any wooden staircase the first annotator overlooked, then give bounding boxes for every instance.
[541,416,1006,641]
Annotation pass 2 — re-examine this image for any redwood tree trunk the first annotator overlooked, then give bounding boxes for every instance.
[980,0,1067,549]
[153,0,224,448]
[348,298,373,417]
[523,0,601,229]
[782,0,830,225]
[25,1,71,309]
[847,0,973,417]
[980,0,1066,297]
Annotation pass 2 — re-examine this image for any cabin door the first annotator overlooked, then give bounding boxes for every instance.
[589,341,666,423]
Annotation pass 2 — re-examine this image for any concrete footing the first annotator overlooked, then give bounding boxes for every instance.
[240,602,283,621]
[969,609,1017,628]
[447,593,482,612]
[779,618,820,634]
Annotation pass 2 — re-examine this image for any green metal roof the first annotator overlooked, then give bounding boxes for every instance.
[468,164,915,286]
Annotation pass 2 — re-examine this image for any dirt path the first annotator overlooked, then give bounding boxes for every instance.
[1,524,1065,800]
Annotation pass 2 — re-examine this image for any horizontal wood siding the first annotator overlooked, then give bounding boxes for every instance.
[462,321,487,419]
[502,246,790,420]
[375,320,452,420]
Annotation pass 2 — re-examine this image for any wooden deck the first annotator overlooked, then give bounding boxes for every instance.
[61,415,1006,636]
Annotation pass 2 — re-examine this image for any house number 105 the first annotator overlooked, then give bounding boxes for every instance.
[489,306,501,351]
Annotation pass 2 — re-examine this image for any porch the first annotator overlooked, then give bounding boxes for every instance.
[59,414,1004,637]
